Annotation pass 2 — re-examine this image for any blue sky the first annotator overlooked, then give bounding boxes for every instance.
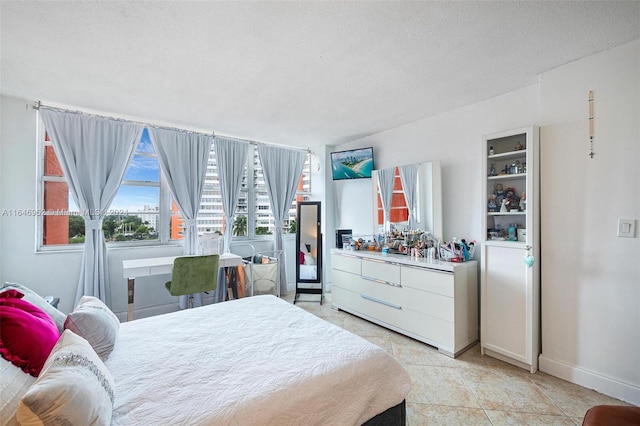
[114,129,159,212]
[70,129,161,213]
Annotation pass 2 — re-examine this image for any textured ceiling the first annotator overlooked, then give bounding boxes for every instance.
[1,1,639,147]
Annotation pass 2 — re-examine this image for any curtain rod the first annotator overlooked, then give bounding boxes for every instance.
[31,101,311,154]
[32,101,215,138]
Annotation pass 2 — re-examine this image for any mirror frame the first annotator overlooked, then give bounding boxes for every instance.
[295,201,322,284]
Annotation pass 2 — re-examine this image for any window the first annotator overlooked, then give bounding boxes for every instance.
[376,167,409,225]
[38,127,184,249]
[38,116,311,249]
[109,130,164,243]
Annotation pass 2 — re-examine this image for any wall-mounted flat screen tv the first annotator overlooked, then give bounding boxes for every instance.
[330,147,375,180]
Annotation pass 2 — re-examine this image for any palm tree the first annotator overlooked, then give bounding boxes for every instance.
[232,215,247,236]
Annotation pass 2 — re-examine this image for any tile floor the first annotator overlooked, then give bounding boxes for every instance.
[287,293,636,426]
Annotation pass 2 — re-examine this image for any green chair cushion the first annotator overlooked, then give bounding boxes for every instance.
[165,255,219,297]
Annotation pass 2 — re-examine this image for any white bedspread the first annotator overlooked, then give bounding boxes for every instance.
[106,295,410,425]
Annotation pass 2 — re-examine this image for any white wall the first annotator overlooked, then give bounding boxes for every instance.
[330,40,639,405]
[537,41,639,405]
[0,96,327,317]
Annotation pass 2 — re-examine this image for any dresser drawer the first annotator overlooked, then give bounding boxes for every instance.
[362,258,400,285]
[331,253,361,274]
[402,286,454,322]
[401,265,454,297]
[336,271,403,304]
[332,286,454,349]
[333,270,453,322]
[332,286,404,328]
[399,309,454,348]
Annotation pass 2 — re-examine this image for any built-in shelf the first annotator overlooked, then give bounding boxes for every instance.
[488,173,526,180]
[488,150,526,161]
[481,125,540,373]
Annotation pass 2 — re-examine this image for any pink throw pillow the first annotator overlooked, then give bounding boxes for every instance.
[0,290,60,376]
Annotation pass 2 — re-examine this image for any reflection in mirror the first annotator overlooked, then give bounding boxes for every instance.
[372,161,442,240]
[295,201,323,303]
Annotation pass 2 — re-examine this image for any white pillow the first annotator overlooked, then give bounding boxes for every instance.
[0,357,36,426]
[17,330,115,426]
[64,296,119,360]
[304,254,315,265]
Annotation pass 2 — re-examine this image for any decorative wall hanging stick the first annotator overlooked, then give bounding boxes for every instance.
[588,90,595,158]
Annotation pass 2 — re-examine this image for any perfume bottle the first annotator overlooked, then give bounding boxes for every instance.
[489,146,494,155]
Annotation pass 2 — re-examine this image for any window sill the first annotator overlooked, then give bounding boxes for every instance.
[36,241,184,254]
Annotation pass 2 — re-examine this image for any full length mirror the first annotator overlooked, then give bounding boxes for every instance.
[295,201,323,304]
[372,161,443,240]
[297,202,320,281]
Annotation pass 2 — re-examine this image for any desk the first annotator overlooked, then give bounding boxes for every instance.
[123,253,242,321]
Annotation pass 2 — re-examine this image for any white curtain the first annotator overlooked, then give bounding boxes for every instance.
[148,128,213,308]
[257,145,306,296]
[377,167,396,233]
[40,107,143,306]
[399,163,419,230]
[214,137,249,253]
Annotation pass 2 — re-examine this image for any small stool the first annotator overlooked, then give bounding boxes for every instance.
[582,405,640,426]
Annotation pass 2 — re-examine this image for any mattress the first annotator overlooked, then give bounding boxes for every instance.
[106,295,410,425]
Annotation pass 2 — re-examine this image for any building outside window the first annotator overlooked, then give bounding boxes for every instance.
[38,118,311,250]
[376,167,409,226]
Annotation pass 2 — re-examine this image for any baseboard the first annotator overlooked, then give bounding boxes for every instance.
[539,354,640,406]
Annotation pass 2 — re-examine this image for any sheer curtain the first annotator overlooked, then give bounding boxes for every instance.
[399,163,419,230]
[257,145,306,296]
[148,127,213,308]
[377,167,396,235]
[214,137,249,253]
[39,107,143,306]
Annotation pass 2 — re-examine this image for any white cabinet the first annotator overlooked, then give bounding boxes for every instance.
[481,126,540,373]
[331,250,478,357]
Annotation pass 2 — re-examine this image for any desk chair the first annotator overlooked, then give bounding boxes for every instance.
[165,255,219,308]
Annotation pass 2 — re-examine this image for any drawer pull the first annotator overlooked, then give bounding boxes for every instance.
[336,253,359,259]
[362,275,401,287]
[361,294,402,310]
[364,258,401,266]
[402,264,453,275]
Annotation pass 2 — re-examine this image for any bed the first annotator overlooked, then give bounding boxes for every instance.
[299,245,318,280]
[1,284,411,425]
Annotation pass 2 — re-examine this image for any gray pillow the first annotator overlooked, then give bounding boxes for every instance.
[1,282,66,333]
[64,296,120,360]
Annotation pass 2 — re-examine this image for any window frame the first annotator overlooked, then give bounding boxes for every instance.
[35,118,178,251]
[35,114,312,251]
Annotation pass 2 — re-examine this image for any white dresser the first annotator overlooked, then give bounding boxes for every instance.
[330,249,478,357]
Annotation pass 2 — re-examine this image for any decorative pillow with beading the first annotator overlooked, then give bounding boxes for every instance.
[17,330,115,426]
